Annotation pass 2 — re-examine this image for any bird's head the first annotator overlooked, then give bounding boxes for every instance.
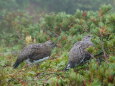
[45,40,56,48]
[82,35,92,41]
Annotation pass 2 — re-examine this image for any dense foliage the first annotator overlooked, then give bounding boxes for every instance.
[0,5,115,86]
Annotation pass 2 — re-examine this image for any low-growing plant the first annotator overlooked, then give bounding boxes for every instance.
[0,5,114,86]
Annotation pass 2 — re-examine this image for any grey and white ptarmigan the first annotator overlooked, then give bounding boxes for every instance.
[13,40,56,68]
[65,35,94,70]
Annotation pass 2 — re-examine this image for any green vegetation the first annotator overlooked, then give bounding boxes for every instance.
[0,4,115,86]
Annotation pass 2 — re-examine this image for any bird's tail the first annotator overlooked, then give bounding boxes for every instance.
[65,61,76,71]
[13,58,22,68]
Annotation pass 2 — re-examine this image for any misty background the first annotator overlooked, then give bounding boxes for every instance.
[0,0,114,15]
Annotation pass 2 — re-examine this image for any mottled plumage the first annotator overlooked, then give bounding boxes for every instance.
[13,40,56,68]
[65,35,94,70]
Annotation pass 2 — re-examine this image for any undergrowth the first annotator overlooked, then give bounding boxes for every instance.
[0,5,115,86]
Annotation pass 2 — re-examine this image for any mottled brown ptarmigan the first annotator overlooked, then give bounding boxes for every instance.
[65,35,94,70]
[13,40,56,68]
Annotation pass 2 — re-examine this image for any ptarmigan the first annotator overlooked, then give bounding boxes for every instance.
[65,35,94,70]
[13,40,56,68]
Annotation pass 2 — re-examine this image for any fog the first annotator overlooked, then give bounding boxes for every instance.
[0,0,114,14]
